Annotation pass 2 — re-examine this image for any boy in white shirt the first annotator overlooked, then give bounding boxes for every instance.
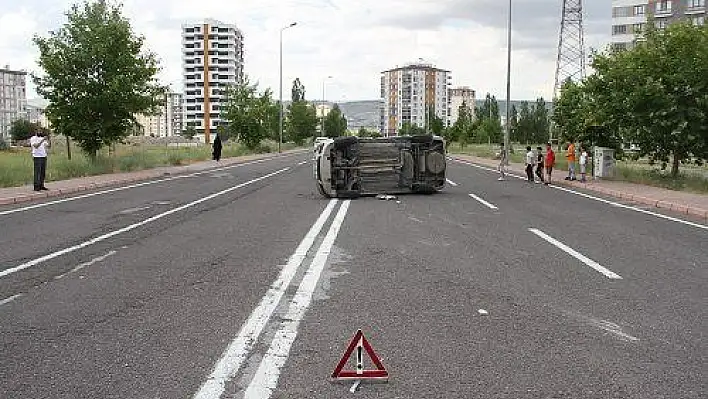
[579,146,588,183]
[525,146,534,183]
[29,130,51,191]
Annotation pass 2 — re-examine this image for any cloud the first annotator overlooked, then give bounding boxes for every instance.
[3,0,613,103]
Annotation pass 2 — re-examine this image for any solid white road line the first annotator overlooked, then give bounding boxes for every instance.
[243,200,351,399]
[191,199,339,399]
[450,157,708,231]
[0,153,305,217]
[529,228,622,279]
[446,178,459,187]
[0,168,290,279]
[0,293,23,306]
[468,193,498,210]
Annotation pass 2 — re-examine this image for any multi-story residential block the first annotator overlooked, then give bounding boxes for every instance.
[379,62,452,137]
[612,0,706,51]
[0,66,27,140]
[448,86,476,127]
[181,18,244,143]
[26,100,50,129]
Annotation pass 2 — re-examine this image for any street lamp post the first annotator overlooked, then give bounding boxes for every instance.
[320,75,333,138]
[504,0,512,158]
[279,22,297,154]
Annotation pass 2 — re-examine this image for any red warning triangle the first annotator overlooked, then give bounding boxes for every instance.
[331,329,389,381]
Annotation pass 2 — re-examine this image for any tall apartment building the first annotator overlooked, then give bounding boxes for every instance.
[612,0,706,51]
[449,86,476,127]
[0,66,27,140]
[134,92,184,137]
[379,62,452,137]
[181,19,244,143]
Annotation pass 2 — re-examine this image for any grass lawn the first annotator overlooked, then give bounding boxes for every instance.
[448,143,708,194]
[0,140,299,188]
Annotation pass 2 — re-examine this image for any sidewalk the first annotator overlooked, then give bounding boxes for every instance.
[0,149,305,206]
[450,154,708,222]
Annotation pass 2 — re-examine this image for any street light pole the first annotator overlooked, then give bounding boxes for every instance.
[504,0,512,158]
[320,75,333,138]
[279,22,297,154]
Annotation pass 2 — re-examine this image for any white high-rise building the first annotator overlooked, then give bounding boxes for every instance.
[612,0,706,51]
[0,66,27,140]
[448,86,476,127]
[168,92,184,137]
[379,62,452,137]
[181,19,244,143]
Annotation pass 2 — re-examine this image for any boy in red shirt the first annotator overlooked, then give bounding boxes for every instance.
[544,143,555,185]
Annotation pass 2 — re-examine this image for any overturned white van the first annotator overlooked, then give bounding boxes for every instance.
[313,135,447,198]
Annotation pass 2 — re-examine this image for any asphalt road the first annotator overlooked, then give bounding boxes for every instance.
[0,152,706,399]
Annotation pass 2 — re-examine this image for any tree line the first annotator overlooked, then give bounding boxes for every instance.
[552,20,707,176]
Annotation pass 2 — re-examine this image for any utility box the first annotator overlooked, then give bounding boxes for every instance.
[593,147,615,179]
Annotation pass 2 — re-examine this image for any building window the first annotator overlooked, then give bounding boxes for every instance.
[655,0,672,13]
[656,19,668,29]
[612,25,628,35]
[633,5,645,15]
[693,15,705,25]
[633,23,645,33]
[686,0,705,8]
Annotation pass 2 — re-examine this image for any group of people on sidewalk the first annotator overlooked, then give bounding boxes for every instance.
[497,141,589,185]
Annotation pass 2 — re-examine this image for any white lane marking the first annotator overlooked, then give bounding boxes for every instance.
[349,380,361,393]
[446,178,458,187]
[550,184,708,231]
[243,200,351,399]
[54,250,117,280]
[0,293,24,306]
[119,206,152,215]
[0,153,304,217]
[0,168,290,279]
[468,193,498,210]
[529,228,622,279]
[297,160,308,166]
[191,199,339,399]
[450,157,708,231]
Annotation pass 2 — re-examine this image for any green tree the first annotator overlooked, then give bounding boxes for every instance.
[181,124,197,140]
[221,75,276,150]
[516,102,534,144]
[586,21,707,175]
[9,119,43,141]
[399,122,427,136]
[32,0,165,158]
[323,104,348,138]
[532,97,550,144]
[450,101,474,149]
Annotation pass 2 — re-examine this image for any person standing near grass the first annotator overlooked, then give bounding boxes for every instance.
[544,142,555,185]
[535,146,544,183]
[212,133,222,162]
[579,146,588,182]
[565,140,576,181]
[498,142,508,181]
[29,130,50,191]
[525,146,534,183]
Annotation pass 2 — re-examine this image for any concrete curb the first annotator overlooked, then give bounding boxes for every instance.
[449,155,708,222]
[0,150,306,207]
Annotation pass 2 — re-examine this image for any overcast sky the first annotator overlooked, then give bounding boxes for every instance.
[0,0,612,103]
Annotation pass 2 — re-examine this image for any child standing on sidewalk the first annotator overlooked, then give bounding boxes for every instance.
[498,143,508,181]
[579,146,588,182]
[544,143,555,185]
[525,146,534,183]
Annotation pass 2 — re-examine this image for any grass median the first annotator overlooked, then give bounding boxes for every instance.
[0,140,299,188]
[448,143,708,194]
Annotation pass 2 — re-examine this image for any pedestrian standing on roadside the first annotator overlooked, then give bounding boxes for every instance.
[544,142,555,185]
[525,146,534,183]
[498,142,508,181]
[212,132,222,162]
[565,140,576,181]
[29,130,50,191]
[535,146,544,183]
[579,146,588,182]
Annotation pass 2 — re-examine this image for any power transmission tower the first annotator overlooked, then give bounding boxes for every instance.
[552,0,586,142]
